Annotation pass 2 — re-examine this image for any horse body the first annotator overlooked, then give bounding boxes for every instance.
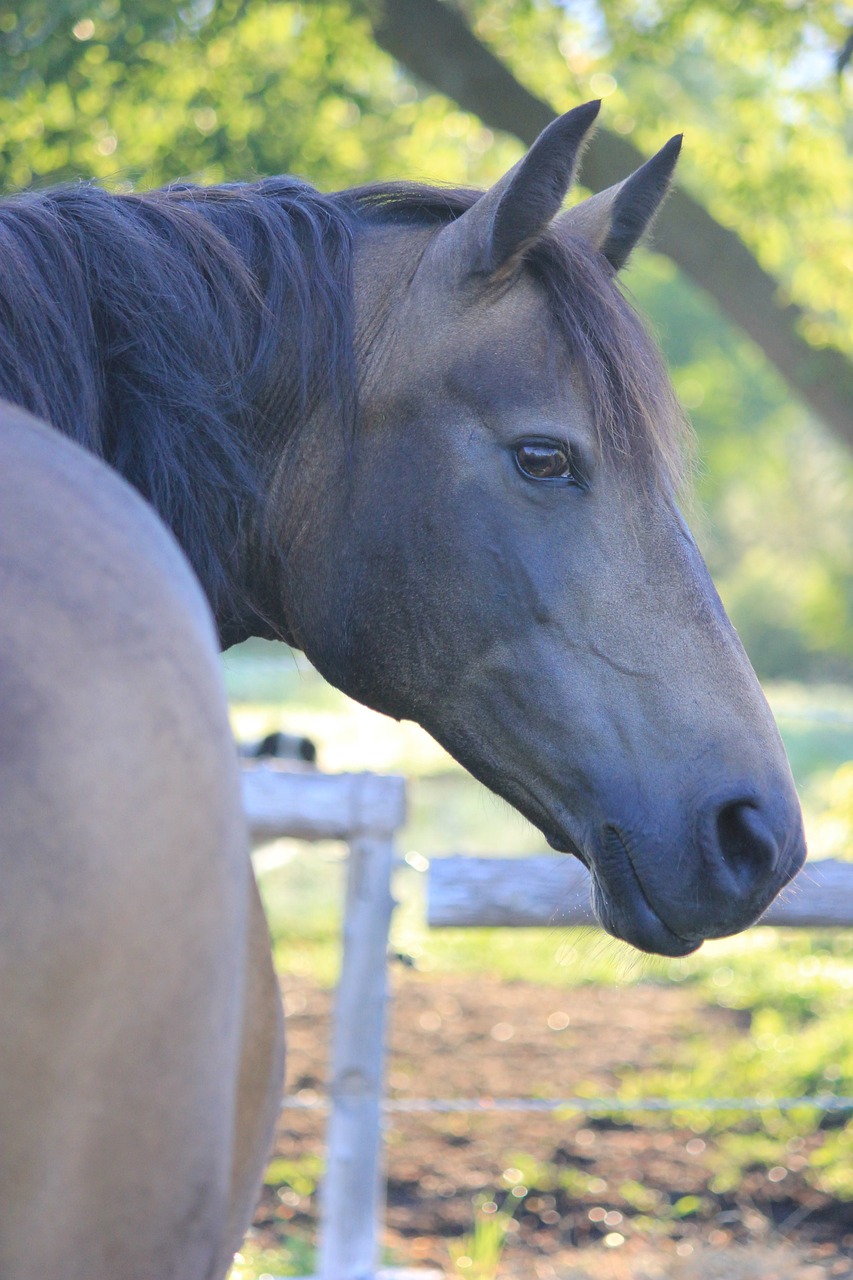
[0,103,806,1275]
[0,405,282,1278]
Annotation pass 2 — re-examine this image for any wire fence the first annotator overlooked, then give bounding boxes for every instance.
[283,1092,853,1115]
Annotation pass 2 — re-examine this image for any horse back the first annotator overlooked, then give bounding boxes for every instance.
[0,401,261,1279]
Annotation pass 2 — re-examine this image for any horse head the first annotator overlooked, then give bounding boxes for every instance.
[278,103,806,956]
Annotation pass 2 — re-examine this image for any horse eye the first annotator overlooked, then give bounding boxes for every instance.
[514,441,573,481]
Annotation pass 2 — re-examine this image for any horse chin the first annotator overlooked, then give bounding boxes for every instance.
[589,838,703,957]
[542,824,698,955]
[592,879,703,958]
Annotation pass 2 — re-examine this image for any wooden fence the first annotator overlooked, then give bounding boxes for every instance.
[245,763,853,1280]
[241,764,425,1280]
[428,854,853,929]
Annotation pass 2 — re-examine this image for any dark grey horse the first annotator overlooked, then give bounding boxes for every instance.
[0,102,805,1278]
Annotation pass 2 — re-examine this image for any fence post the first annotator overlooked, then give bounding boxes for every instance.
[317,822,399,1277]
[242,766,407,1280]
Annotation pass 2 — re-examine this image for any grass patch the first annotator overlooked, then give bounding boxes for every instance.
[448,1191,523,1278]
[229,1236,314,1279]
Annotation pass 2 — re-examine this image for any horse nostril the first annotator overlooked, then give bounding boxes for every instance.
[713,799,779,892]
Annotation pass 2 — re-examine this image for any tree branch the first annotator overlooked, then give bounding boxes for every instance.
[362,0,853,448]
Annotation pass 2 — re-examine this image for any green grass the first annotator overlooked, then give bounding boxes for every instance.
[230,1237,314,1279]
[448,1191,524,1278]
[768,681,853,780]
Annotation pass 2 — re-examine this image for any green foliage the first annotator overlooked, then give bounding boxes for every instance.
[815,761,853,860]
[448,1191,522,1278]
[611,936,853,1199]
[463,0,853,353]
[229,1235,314,1279]
[263,1153,324,1199]
[226,1157,321,1277]
[0,1,518,192]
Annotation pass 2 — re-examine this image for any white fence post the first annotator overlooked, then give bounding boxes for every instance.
[241,765,414,1280]
[317,829,397,1280]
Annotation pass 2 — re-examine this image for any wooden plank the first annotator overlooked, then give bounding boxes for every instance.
[242,765,406,843]
[761,859,853,927]
[428,855,853,930]
[428,855,595,928]
[317,832,397,1280]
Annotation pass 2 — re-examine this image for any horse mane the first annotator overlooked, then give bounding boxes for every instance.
[0,175,686,636]
[0,178,357,635]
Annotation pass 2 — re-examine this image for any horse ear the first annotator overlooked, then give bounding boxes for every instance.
[447,101,601,276]
[559,134,682,271]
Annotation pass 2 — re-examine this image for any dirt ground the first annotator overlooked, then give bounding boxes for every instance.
[250,968,853,1277]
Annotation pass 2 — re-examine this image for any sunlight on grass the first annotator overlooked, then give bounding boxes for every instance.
[223,640,451,777]
[228,1235,313,1279]
[447,1191,522,1278]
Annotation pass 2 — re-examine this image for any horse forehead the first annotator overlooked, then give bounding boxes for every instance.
[355,227,571,408]
[393,268,560,382]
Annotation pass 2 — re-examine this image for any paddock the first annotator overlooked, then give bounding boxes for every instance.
[238,757,853,1280]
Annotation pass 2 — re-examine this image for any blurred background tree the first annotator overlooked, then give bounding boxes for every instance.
[2,0,851,679]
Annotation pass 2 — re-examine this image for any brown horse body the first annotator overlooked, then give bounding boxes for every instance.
[0,407,282,1278]
[0,105,805,1276]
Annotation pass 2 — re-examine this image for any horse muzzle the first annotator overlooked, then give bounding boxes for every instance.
[576,787,807,956]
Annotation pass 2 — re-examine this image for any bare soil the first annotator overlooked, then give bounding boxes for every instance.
[251,968,853,1277]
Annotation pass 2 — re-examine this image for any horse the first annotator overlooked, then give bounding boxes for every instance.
[0,101,806,1278]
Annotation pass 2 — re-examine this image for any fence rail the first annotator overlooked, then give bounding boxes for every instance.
[428,854,853,929]
[242,764,405,843]
[243,764,407,1280]
[284,1093,853,1115]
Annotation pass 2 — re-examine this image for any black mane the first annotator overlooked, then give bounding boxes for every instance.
[0,176,684,638]
[0,178,359,635]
